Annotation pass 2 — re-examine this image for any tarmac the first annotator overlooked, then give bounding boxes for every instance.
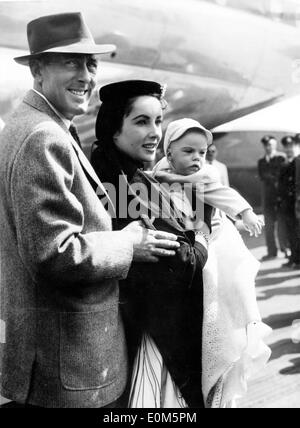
[1,232,300,409]
[237,233,300,409]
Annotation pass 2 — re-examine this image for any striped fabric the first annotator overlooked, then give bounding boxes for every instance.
[129,334,187,409]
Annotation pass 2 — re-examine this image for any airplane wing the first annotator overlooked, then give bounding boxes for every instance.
[212,94,300,133]
[211,94,284,130]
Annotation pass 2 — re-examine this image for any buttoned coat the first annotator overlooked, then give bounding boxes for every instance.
[296,156,300,219]
[258,154,286,209]
[0,90,133,408]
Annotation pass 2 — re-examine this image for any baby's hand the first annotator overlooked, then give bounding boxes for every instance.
[241,209,264,237]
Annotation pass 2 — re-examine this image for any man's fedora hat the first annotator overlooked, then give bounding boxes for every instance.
[14,12,116,66]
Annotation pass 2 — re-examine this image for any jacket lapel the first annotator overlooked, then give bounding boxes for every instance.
[24,90,116,216]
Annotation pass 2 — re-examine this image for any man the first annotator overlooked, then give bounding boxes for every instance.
[0,13,179,408]
[278,136,300,269]
[206,143,230,186]
[294,134,300,221]
[258,136,286,261]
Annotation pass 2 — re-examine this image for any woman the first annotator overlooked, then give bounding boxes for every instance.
[91,80,210,408]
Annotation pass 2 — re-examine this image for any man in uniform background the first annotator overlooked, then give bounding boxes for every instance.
[258,136,286,261]
[278,136,300,269]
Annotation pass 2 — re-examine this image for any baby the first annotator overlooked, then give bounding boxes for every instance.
[154,118,264,239]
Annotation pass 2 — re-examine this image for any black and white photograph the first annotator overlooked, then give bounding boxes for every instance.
[0,0,299,411]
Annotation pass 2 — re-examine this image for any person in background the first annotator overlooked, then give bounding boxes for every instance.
[278,136,300,269]
[258,136,286,261]
[294,134,300,221]
[206,143,230,186]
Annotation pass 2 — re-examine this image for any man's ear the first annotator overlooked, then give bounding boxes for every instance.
[30,59,43,83]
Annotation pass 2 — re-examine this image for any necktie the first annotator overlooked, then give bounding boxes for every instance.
[69,124,82,149]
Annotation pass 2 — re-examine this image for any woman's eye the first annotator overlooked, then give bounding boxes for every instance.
[136,120,147,125]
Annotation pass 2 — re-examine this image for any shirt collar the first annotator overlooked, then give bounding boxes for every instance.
[32,89,71,129]
[265,152,277,161]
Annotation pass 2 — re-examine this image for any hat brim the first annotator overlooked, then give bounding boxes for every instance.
[14,42,116,65]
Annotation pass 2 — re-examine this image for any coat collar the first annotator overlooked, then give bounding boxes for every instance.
[31,89,71,129]
[23,90,116,216]
[24,89,69,132]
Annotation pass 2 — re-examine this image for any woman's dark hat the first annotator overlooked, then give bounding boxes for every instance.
[100,80,167,103]
[14,12,116,66]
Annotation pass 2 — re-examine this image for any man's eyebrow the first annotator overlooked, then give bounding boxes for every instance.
[65,54,97,62]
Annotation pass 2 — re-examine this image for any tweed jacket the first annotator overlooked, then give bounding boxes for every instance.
[0,90,133,408]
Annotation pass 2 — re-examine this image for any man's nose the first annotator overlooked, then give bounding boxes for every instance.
[78,63,95,85]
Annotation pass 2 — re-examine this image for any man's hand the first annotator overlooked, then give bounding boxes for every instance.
[123,221,180,263]
[241,209,265,237]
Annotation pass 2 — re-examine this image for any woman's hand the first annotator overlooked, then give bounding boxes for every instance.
[241,209,265,237]
[123,221,180,263]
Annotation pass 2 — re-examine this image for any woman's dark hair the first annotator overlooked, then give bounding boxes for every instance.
[94,93,166,149]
